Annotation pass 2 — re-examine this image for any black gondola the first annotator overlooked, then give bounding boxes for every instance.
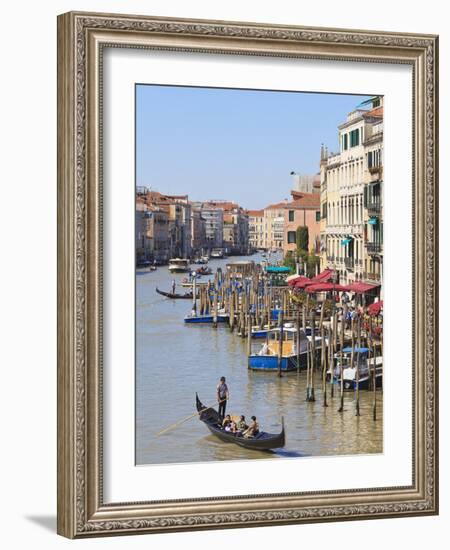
[155,287,193,300]
[196,394,285,451]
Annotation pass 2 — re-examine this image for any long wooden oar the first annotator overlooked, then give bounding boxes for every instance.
[155,399,227,437]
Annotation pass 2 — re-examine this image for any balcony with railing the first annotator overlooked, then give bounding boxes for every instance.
[363,271,382,283]
[368,164,382,175]
[344,257,354,270]
[366,198,382,214]
[325,223,363,235]
[366,242,383,255]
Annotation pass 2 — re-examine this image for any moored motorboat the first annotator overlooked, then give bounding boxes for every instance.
[250,324,312,339]
[210,248,224,258]
[328,347,383,390]
[248,327,324,371]
[184,313,229,324]
[196,394,285,450]
[136,260,156,270]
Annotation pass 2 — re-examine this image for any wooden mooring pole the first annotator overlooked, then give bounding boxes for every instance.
[338,303,346,413]
[308,308,316,402]
[247,312,252,358]
[321,324,328,407]
[355,316,361,417]
[296,306,301,374]
[277,310,284,378]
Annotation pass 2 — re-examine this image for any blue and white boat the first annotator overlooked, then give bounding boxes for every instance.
[251,327,271,339]
[248,326,323,372]
[328,347,383,390]
[251,325,312,339]
[183,275,229,324]
[184,312,229,324]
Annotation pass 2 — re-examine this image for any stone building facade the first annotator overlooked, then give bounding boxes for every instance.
[319,98,383,288]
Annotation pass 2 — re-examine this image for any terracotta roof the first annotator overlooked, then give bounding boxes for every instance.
[247,209,264,217]
[285,192,320,209]
[200,203,225,211]
[364,106,383,118]
[265,201,289,210]
[205,201,239,211]
[144,191,189,205]
[147,204,166,213]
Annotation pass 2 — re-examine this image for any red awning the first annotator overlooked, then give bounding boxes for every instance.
[305,283,350,293]
[311,269,334,283]
[287,275,311,288]
[367,300,383,316]
[347,282,380,294]
[294,277,313,289]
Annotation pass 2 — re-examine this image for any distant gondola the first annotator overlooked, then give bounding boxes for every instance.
[196,266,213,275]
[156,287,193,300]
[196,394,285,451]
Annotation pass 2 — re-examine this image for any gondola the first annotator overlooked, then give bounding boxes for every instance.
[196,394,285,451]
[196,266,213,275]
[156,287,193,300]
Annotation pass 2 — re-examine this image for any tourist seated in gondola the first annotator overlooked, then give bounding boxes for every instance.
[242,416,259,438]
[236,415,248,434]
[222,415,232,431]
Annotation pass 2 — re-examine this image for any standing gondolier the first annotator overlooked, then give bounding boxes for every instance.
[216,376,229,419]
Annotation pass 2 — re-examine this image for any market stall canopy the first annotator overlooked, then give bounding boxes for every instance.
[367,300,383,316]
[288,270,337,290]
[311,269,335,283]
[346,282,380,294]
[305,282,350,293]
[265,266,291,273]
[287,275,311,288]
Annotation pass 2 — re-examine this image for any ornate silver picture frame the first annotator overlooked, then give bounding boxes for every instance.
[57,11,438,538]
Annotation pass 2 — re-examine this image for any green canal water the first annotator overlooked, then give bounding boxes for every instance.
[136,253,383,465]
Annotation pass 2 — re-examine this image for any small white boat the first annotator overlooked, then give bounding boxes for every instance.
[210,248,224,258]
[328,347,383,390]
[168,258,190,273]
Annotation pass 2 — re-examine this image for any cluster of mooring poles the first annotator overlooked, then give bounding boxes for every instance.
[187,262,382,420]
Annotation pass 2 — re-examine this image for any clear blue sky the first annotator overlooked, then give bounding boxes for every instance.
[136,85,371,210]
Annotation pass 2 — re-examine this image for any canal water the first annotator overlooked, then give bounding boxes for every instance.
[136,253,383,465]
